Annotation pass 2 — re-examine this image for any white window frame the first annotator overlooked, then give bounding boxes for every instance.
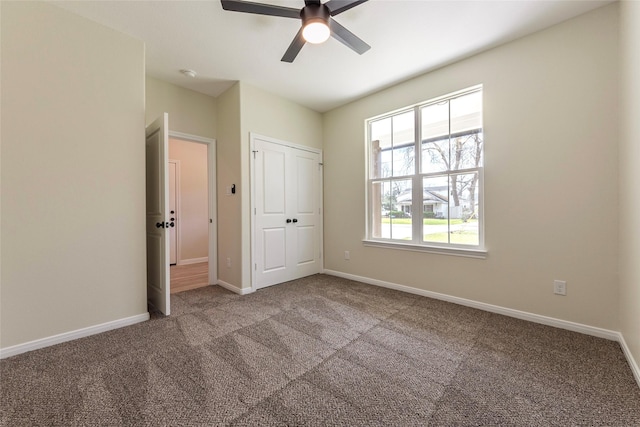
[363,86,487,259]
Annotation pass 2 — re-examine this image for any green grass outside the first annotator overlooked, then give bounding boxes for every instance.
[424,231,479,245]
[381,218,478,226]
[393,231,479,245]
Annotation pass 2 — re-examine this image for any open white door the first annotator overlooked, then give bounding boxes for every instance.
[168,160,178,265]
[145,113,170,315]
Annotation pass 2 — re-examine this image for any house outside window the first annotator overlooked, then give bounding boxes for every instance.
[366,87,484,253]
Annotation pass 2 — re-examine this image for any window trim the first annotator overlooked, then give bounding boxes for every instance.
[362,239,488,259]
[364,85,486,256]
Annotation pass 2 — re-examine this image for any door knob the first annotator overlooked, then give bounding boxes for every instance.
[170,210,175,214]
[156,222,165,228]
[170,222,175,227]
[170,218,175,221]
[286,219,292,223]
[292,218,298,223]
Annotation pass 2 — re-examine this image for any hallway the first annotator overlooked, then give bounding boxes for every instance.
[170,262,208,294]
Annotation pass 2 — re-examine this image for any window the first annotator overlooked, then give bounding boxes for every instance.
[366,87,484,254]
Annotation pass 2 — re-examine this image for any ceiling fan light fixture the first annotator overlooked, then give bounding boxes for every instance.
[302,20,330,44]
[220,0,371,62]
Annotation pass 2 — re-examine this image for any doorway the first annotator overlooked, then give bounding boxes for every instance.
[168,132,217,293]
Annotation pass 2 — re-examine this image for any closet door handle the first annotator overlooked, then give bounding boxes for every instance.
[292,218,298,223]
[286,219,292,223]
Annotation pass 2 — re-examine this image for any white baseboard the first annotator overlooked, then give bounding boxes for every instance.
[322,269,619,341]
[217,279,254,295]
[618,332,640,389]
[0,312,150,360]
[177,257,208,265]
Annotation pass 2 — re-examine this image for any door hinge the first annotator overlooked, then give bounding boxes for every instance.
[254,263,257,270]
[252,150,258,159]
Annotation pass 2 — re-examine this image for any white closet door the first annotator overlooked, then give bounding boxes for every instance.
[253,136,321,289]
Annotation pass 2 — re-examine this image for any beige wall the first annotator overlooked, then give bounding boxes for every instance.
[146,77,217,139]
[169,139,209,262]
[619,1,640,377]
[239,82,324,151]
[323,5,619,329]
[216,83,243,287]
[0,2,146,348]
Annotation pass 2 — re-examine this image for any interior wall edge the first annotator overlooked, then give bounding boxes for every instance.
[619,332,640,389]
[217,279,254,296]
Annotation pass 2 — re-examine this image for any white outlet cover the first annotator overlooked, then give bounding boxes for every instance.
[554,280,567,295]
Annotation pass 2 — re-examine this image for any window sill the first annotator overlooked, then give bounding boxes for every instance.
[362,239,488,259]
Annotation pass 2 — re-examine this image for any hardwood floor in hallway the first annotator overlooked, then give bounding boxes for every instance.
[170,262,209,294]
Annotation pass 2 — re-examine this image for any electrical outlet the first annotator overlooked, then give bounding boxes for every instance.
[344,251,350,260]
[554,280,566,296]
[226,257,231,268]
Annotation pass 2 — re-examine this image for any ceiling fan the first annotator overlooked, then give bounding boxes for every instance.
[220,0,371,63]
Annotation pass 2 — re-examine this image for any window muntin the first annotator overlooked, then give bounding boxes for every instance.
[367,88,483,250]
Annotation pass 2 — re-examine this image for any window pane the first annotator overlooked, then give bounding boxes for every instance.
[392,145,415,176]
[422,176,449,243]
[449,173,479,245]
[450,132,483,171]
[421,101,449,140]
[450,91,482,135]
[450,91,483,170]
[371,181,390,239]
[390,179,412,240]
[371,117,391,149]
[421,102,449,173]
[370,118,391,179]
[392,111,415,176]
[392,111,414,146]
[421,138,449,174]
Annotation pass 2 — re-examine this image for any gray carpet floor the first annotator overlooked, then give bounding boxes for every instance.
[1,274,639,426]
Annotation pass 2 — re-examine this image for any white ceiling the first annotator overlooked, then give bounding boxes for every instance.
[52,0,612,112]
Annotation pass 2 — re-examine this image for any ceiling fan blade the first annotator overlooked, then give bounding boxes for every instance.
[329,18,370,55]
[325,0,368,16]
[221,0,300,19]
[281,28,306,63]
[304,0,321,5]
